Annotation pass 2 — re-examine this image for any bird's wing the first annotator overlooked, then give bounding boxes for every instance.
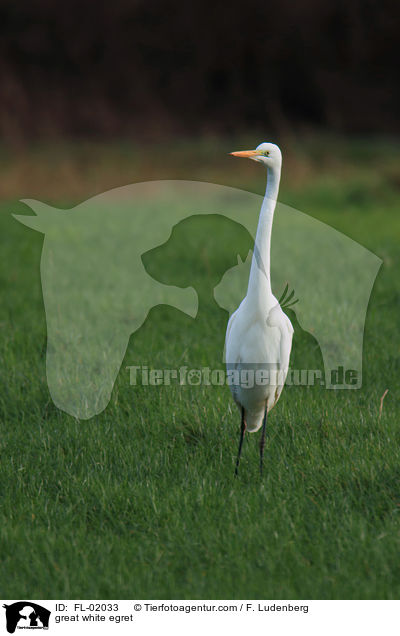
[270,312,294,408]
[225,308,238,344]
[279,312,294,375]
[224,308,241,364]
[266,302,293,374]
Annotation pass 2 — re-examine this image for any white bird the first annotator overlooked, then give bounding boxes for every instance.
[225,142,294,475]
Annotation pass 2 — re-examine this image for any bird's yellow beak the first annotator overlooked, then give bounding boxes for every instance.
[230,150,260,159]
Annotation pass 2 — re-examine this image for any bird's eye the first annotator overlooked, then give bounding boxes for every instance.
[263,151,270,156]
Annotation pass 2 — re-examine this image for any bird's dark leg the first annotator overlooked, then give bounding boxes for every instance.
[235,407,246,476]
[259,407,268,476]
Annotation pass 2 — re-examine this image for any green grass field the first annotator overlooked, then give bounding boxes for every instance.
[0,136,399,599]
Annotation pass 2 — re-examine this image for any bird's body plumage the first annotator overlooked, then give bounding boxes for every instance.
[226,294,293,431]
[225,142,293,472]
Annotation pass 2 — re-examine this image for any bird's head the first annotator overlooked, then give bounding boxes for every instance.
[230,142,282,169]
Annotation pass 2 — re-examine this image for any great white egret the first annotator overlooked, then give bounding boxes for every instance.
[225,142,294,475]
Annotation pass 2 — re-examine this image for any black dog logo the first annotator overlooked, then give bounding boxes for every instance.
[3,602,50,633]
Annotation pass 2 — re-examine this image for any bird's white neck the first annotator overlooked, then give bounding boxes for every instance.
[246,163,281,308]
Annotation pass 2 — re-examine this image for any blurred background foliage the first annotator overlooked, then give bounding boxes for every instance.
[0,0,399,145]
[0,0,398,203]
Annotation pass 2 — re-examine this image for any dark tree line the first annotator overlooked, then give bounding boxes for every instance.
[0,0,398,142]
